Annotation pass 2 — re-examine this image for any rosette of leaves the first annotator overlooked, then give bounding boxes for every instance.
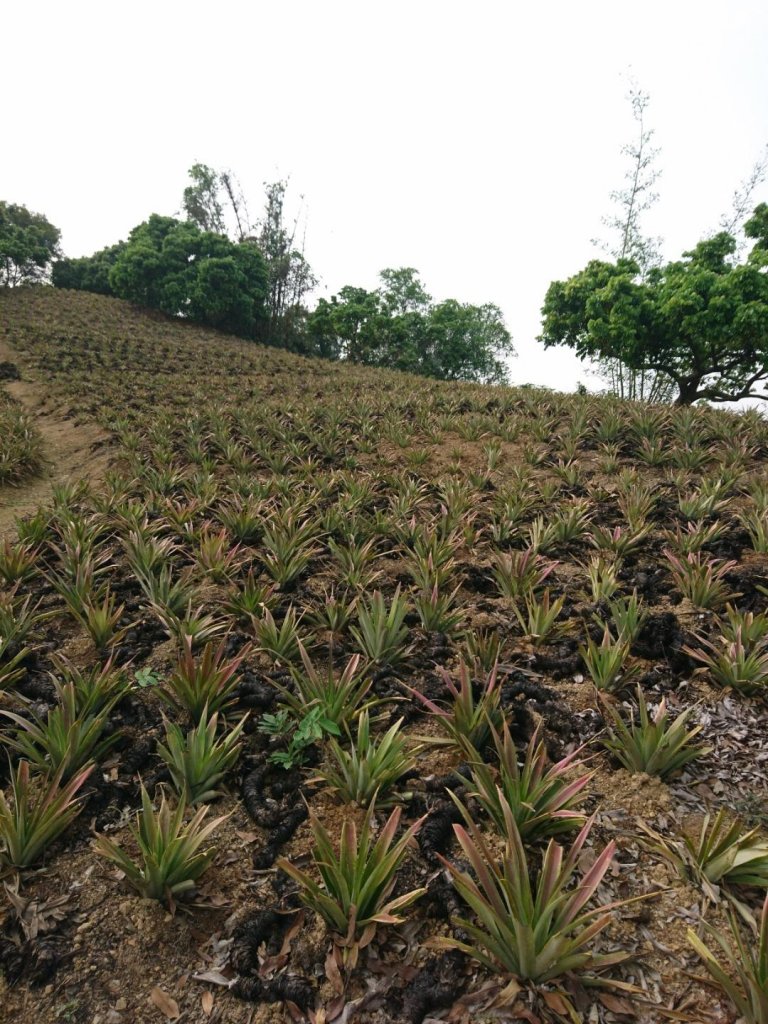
[157,709,247,803]
[2,681,121,780]
[94,785,227,906]
[277,644,374,732]
[434,799,633,1001]
[350,586,412,668]
[602,687,711,780]
[277,803,426,967]
[641,809,768,901]
[409,661,503,752]
[459,720,591,841]
[688,893,768,1023]
[160,636,250,722]
[0,760,93,868]
[318,711,416,807]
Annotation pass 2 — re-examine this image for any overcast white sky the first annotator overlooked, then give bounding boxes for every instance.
[4,0,767,393]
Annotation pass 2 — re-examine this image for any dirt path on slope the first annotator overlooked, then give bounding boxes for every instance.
[0,339,114,538]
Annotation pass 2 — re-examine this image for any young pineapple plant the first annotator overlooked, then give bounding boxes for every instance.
[525,515,558,555]
[49,551,111,618]
[684,628,768,696]
[692,813,768,890]
[0,761,94,868]
[616,483,656,532]
[409,662,503,752]
[0,588,41,689]
[139,564,199,618]
[278,644,373,733]
[404,549,457,593]
[161,636,250,722]
[121,528,177,580]
[319,711,417,807]
[309,589,358,651]
[351,587,412,669]
[2,680,122,780]
[434,803,632,1004]
[51,656,131,716]
[94,785,227,906]
[678,488,730,522]
[15,507,53,547]
[405,524,458,582]
[673,444,717,473]
[460,720,591,841]
[157,709,247,803]
[329,536,383,591]
[223,569,277,626]
[0,538,41,586]
[642,809,768,900]
[413,583,464,636]
[461,628,503,675]
[602,687,711,780]
[590,523,650,559]
[277,803,426,968]
[720,606,768,647]
[512,589,566,645]
[194,524,242,581]
[254,606,308,666]
[580,624,636,692]
[688,894,768,1024]
[492,548,557,601]
[216,496,266,544]
[665,520,727,556]
[602,590,647,645]
[71,588,132,653]
[551,458,581,489]
[666,550,737,609]
[739,508,768,554]
[550,499,593,545]
[261,510,321,589]
[153,601,229,648]
[584,555,622,603]
[488,485,535,546]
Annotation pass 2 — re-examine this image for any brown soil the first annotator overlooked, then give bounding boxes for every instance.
[0,338,113,537]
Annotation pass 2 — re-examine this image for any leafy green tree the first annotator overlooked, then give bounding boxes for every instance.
[308,286,385,363]
[424,299,513,384]
[108,215,268,338]
[0,202,61,286]
[539,209,768,405]
[182,163,226,234]
[52,242,126,295]
[109,215,178,309]
[189,250,268,336]
[747,202,768,255]
[378,267,431,316]
[306,269,514,383]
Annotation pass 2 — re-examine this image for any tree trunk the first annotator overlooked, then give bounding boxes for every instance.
[674,380,700,405]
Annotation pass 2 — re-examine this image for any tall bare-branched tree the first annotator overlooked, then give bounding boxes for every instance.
[181,166,316,348]
[718,143,768,257]
[592,88,675,402]
[258,180,317,349]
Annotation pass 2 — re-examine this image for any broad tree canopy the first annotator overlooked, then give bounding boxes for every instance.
[107,215,269,338]
[539,205,768,404]
[307,268,514,384]
[0,202,61,286]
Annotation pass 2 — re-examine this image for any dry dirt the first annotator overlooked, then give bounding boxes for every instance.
[0,338,114,537]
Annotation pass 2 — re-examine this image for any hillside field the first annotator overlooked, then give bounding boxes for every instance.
[1,287,768,1024]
